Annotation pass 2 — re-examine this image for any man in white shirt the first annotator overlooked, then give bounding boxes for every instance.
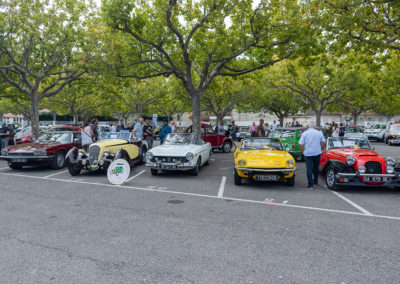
[217,121,225,136]
[132,118,144,141]
[299,121,326,189]
[271,120,278,130]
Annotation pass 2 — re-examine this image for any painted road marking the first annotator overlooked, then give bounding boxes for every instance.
[218,176,226,198]
[264,198,274,203]
[44,170,69,179]
[330,190,373,216]
[0,167,9,170]
[2,171,400,221]
[283,200,289,204]
[125,170,146,183]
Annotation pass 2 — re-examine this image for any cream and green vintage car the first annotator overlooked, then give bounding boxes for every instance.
[66,132,147,176]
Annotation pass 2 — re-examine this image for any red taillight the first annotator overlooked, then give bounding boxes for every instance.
[292,142,295,150]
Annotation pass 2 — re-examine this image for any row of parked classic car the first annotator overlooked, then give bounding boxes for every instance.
[1,124,399,190]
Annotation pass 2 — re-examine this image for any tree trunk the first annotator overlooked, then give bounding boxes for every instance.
[277,114,285,127]
[73,113,79,123]
[191,92,202,135]
[30,95,40,140]
[315,111,322,127]
[352,112,359,125]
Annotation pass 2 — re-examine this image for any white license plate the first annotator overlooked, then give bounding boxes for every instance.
[11,158,26,163]
[161,164,176,169]
[254,175,278,181]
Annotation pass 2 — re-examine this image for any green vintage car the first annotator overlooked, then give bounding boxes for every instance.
[270,127,331,161]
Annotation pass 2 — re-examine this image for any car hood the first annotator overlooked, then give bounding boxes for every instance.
[149,144,203,156]
[328,148,379,158]
[237,150,293,168]
[7,142,61,152]
[95,139,128,147]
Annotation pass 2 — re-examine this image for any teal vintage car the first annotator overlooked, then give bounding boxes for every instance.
[270,127,330,161]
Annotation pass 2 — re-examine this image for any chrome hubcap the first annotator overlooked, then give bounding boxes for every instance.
[327,169,335,187]
[224,143,231,152]
[57,154,64,167]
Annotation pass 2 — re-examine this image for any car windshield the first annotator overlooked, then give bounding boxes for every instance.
[99,132,131,141]
[164,133,202,145]
[390,124,400,131]
[238,126,250,132]
[327,138,372,149]
[270,130,295,138]
[241,138,283,151]
[38,132,72,143]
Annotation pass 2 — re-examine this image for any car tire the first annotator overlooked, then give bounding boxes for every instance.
[326,166,338,190]
[68,165,81,176]
[205,151,211,166]
[151,168,158,175]
[287,175,295,186]
[234,169,242,185]
[385,137,389,144]
[51,151,66,170]
[222,141,232,153]
[191,158,201,176]
[9,163,23,170]
[139,146,147,165]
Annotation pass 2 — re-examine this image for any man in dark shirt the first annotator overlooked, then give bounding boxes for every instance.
[142,120,154,149]
[257,119,266,137]
[91,118,99,142]
[0,122,11,150]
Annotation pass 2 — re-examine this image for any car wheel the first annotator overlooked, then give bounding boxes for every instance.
[68,165,81,176]
[287,175,295,186]
[191,158,201,176]
[139,146,147,165]
[222,141,232,153]
[8,163,23,170]
[326,166,338,190]
[51,151,66,170]
[385,137,389,144]
[205,151,211,166]
[151,168,158,175]
[234,169,242,185]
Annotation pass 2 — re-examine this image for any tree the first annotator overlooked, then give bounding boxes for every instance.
[270,58,359,126]
[102,0,316,134]
[0,0,95,138]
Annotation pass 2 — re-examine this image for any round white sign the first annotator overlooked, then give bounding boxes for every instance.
[107,159,131,185]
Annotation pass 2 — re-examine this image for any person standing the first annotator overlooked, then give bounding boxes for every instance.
[271,120,278,130]
[143,119,154,149]
[132,118,144,142]
[159,119,172,144]
[91,118,99,142]
[250,122,258,137]
[229,120,238,141]
[111,123,116,133]
[0,122,11,150]
[81,120,94,152]
[299,121,326,189]
[217,121,225,136]
[171,121,176,133]
[257,119,266,137]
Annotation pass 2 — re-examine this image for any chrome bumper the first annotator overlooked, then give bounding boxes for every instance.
[338,173,396,178]
[235,167,296,172]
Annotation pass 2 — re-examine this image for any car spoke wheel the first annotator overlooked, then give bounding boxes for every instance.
[51,151,65,170]
[326,166,338,190]
[222,142,232,153]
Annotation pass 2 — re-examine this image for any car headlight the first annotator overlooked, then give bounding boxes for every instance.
[346,156,356,166]
[186,152,194,161]
[146,152,153,160]
[286,159,295,167]
[104,149,111,157]
[386,157,395,166]
[238,159,246,166]
[387,166,394,174]
[1,149,8,156]
[358,166,366,174]
[33,149,46,156]
[78,149,85,156]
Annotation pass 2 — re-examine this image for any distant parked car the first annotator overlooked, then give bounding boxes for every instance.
[14,126,48,144]
[385,122,400,144]
[344,126,367,140]
[185,124,235,153]
[236,126,251,141]
[363,123,388,141]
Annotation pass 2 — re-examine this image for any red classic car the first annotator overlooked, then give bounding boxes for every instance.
[185,124,235,152]
[320,137,400,190]
[0,131,82,170]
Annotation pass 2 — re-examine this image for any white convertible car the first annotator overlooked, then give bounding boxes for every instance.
[145,133,212,176]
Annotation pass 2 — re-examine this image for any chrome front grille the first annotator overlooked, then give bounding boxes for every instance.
[88,145,101,166]
[365,161,382,174]
[9,152,34,156]
[152,156,187,163]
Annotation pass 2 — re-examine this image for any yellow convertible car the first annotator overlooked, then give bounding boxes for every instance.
[234,138,296,186]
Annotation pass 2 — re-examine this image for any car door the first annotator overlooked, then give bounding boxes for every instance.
[203,126,218,147]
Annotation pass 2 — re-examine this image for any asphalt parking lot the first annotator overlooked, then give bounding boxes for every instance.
[1,142,400,283]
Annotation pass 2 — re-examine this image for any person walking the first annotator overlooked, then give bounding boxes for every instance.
[250,122,258,137]
[257,119,266,137]
[299,121,326,189]
[160,119,171,144]
[0,122,11,150]
[91,118,99,142]
[81,120,94,152]
[143,119,154,149]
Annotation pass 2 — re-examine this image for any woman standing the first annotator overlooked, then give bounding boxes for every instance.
[230,120,238,141]
[81,120,94,151]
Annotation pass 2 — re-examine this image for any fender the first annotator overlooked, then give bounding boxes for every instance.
[66,147,79,166]
[323,159,354,173]
[115,148,130,162]
[221,137,235,149]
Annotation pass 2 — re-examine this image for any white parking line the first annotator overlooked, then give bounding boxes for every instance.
[2,171,400,221]
[44,170,69,179]
[217,176,226,198]
[0,167,9,170]
[330,190,374,216]
[125,170,146,183]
